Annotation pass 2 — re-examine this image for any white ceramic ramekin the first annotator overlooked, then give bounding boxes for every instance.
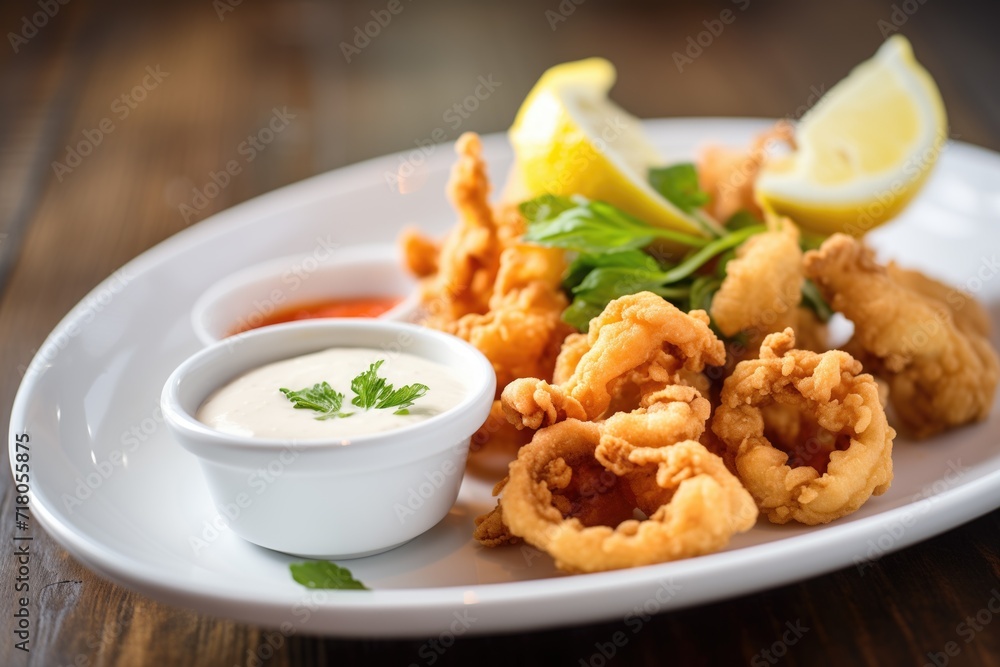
[161,320,495,559]
[190,244,420,346]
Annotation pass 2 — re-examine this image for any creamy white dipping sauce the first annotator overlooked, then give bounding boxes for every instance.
[197,347,467,440]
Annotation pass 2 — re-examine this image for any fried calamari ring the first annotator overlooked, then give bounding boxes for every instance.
[712,329,894,525]
[498,420,757,573]
[475,420,640,549]
[595,385,711,475]
[476,385,738,555]
[501,292,725,429]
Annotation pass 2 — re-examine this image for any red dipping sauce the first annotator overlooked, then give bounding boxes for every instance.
[230,296,402,335]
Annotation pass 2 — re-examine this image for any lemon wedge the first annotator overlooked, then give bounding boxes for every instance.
[509,58,718,237]
[756,35,947,236]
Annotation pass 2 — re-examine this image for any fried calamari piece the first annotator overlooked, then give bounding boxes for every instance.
[596,385,712,475]
[712,329,894,525]
[401,134,571,393]
[501,292,726,429]
[402,133,538,328]
[473,419,640,549]
[473,477,518,547]
[698,122,795,221]
[554,332,712,416]
[804,234,999,438]
[711,220,804,339]
[410,132,503,326]
[472,502,514,547]
[492,198,530,248]
[886,263,992,338]
[552,333,590,385]
[603,349,713,416]
[399,229,440,278]
[449,245,572,393]
[496,420,756,573]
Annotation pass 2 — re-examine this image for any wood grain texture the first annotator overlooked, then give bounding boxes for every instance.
[1,0,999,665]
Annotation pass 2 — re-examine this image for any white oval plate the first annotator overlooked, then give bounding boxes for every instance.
[10,120,1000,638]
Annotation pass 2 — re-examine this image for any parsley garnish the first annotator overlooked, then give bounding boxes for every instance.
[522,194,709,253]
[351,360,429,415]
[280,361,429,419]
[648,163,727,237]
[289,560,368,590]
[648,163,710,214]
[521,182,834,338]
[279,382,352,420]
[522,193,766,332]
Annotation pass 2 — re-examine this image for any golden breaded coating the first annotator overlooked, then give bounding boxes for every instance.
[712,329,894,525]
[419,132,504,325]
[472,476,518,547]
[477,302,752,571]
[401,134,572,398]
[449,245,572,394]
[501,292,726,429]
[886,262,992,338]
[804,234,999,438]
[596,385,712,474]
[399,228,440,278]
[552,333,590,385]
[496,419,756,573]
[698,122,795,221]
[711,221,803,339]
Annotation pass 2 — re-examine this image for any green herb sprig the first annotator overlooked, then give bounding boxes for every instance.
[351,360,429,415]
[280,360,430,419]
[649,162,726,237]
[521,162,832,332]
[523,195,710,253]
[521,195,766,331]
[289,560,368,590]
[279,382,352,421]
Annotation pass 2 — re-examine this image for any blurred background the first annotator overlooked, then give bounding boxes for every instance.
[4,0,1000,279]
[2,0,1000,664]
[3,0,999,287]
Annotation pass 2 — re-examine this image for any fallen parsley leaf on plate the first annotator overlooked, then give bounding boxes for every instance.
[289,560,368,590]
[279,382,352,420]
[351,359,429,414]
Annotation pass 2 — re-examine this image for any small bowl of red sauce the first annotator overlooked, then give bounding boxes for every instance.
[191,244,419,346]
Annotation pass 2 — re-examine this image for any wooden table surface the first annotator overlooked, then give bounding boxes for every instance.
[2,0,999,664]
